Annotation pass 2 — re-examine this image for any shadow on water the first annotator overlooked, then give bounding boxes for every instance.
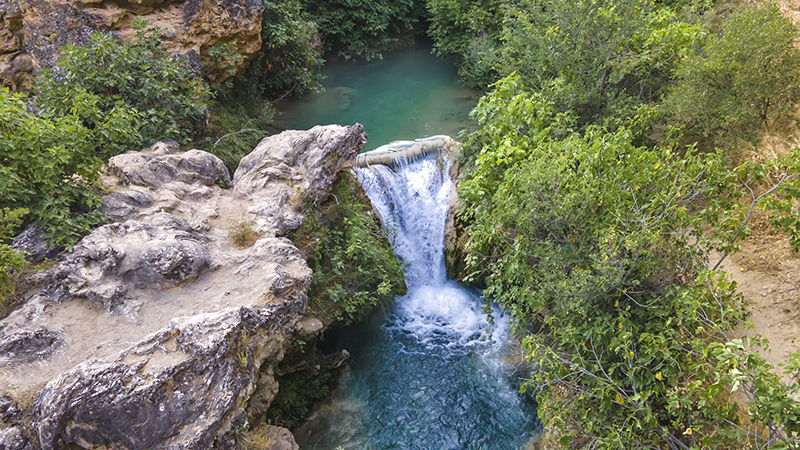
[273,41,479,151]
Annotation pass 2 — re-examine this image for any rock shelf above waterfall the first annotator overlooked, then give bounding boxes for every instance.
[354,135,459,167]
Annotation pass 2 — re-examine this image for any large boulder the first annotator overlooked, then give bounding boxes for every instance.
[0,125,365,449]
[0,0,262,90]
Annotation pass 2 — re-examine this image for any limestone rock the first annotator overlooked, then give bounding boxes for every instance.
[0,426,28,450]
[35,305,297,450]
[234,124,366,236]
[106,141,230,190]
[12,223,60,263]
[0,125,365,449]
[249,425,299,450]
[39,213,213,311]
[0,324,63,363]
[0,0,262,90]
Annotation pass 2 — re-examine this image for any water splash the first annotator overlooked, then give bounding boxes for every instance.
[295,150,539,450]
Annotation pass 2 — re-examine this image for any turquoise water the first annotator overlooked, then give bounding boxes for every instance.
[293,154,541,449]
[273,42,479,151]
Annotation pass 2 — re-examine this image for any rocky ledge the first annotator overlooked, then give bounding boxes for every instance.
[0,0,262,89]
[0,124,366,449]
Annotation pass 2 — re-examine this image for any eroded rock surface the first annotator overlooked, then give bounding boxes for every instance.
[0,0,262,90]
[0,124,367,449]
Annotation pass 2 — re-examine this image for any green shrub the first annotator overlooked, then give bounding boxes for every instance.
[251,0,324,98]
[0,88,137,247]
[301,0,425,60]
[662,3,800,150]
[426,0,504,87]
[0,208,27,318]
[34,20,211,148]
[458,79,800,447]
[290,171,406,327]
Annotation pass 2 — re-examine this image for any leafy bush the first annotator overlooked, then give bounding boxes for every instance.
[0,208,28,317]
[251,0,324,98]
[0,88,137,246]
[492,0,706,126]
[34,20,211,148]
[301,0,425,60]
[663,3,800,150]
[459,79,800,447]
[290,171,406,327]
[426,0,504,87]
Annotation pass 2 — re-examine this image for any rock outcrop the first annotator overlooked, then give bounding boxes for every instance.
[0,124,366,449]
[0,0,262,90]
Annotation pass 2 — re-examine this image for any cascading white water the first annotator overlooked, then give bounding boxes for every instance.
[294,150,539,450]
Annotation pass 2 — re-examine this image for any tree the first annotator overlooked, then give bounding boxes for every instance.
[493,0,707,126]
[458,77,800,448]
[300,0,425,60]
[253,0,324,98]
[663,3,800,149]
[34,20,210,148]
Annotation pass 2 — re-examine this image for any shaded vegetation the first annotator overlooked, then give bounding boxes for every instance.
[289,171,406,328]
[301,0,426,60]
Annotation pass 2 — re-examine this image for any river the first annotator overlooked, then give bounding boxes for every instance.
[273,41,479,152]
[279,43,540,449]
[293,152,540,449]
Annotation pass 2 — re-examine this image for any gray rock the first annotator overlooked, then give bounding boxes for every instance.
[101,188,154,222]
[233,124,365,236]
[0,426,28,450]
[107,141,230,190]
[0,125,364,450]
[35,304,300,450]
[251,425,299,450]
[40,213,212,311]
[12,223,60,263]
[0,324,63,363]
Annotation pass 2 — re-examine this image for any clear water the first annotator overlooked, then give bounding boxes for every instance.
[273,42,479,151]
[293,154,541,449]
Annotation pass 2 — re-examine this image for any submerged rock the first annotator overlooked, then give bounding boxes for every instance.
[0,125,367,449]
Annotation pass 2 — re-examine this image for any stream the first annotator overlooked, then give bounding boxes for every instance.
[293,153,540,449]
[283,43,540,449]
[274,41,478,152]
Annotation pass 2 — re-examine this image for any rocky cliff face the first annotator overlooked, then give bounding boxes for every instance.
[0,124,366,449]
[0,0,262,90]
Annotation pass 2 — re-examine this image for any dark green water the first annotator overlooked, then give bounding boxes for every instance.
[273,42,479,151]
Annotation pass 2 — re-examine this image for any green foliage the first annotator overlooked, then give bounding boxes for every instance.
[265,359,340,429]
[459,81,800,447]
[492,0,707,126]
[301,0,425,60]
[0,88,137,247]
[663,3,800,149]
[252,0,324,98]
[208,42,246,79]
[202,92,274,174]
[34,20,211,148]
[426,0,505,87]
[290,171,406,327]
[0,208,27,318]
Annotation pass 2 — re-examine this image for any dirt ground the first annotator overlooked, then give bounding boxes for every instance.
[712,222,800,384]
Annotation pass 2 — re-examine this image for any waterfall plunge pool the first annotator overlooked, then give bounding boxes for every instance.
[293,153,541,450]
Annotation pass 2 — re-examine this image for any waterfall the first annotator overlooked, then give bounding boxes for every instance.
[294,150,540,450]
